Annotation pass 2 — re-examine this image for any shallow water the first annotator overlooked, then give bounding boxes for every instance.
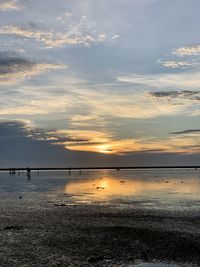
[0,169,200,210]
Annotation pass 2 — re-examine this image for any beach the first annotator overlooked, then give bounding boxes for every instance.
[0,170,200,266]
[1,202,200,266]
[1,1,200,265]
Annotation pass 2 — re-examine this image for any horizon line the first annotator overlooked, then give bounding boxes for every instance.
[0,165,200,172]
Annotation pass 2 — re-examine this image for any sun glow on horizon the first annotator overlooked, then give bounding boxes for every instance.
[57,129,200,155]
[97,144,114,154]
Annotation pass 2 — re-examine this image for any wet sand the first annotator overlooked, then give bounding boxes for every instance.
[0,198,200,267]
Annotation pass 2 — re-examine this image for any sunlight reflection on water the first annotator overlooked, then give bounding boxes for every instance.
[1,169,200,209]
[52,169,200,209]
[65,174,200,202]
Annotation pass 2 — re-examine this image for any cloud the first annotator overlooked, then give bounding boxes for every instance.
[0,120,116,167]
[1,120,200,167]
[57,12,74,23]
[0,21,109,48]
[118,72,200,89]
[26,128,90,144]
[171,129,200,135]
[71,114,98,122]
[0,76,188,119]
[173,45,200,57]
[161,60,194,69]
[112,34,120,39]
[0,67,197,121]
[144,90,200,117]
[73,86,188,119]
[147,90,200,100]
[0,52,66,85]
[0,0,23,11]
[48,128,200,155]
[0,120,80,144]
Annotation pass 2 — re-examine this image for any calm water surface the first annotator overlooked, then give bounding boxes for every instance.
[0,169,200,210]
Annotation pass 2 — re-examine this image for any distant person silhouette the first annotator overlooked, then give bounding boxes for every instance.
[27,173,31,181]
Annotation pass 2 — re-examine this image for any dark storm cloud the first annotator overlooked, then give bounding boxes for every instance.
[171,129,200,135]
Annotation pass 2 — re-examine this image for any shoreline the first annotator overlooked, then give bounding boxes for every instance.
[1,199,200,267]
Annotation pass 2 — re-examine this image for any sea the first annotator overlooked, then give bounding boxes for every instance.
[0,168,200,211]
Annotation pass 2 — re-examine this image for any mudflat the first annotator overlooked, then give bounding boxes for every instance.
[0,198,200,267]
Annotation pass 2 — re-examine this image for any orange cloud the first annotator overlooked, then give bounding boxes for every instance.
[48,129,200,155]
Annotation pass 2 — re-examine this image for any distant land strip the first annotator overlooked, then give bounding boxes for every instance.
[0,166,200,172]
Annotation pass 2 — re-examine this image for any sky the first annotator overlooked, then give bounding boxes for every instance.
[0,0,200,167]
